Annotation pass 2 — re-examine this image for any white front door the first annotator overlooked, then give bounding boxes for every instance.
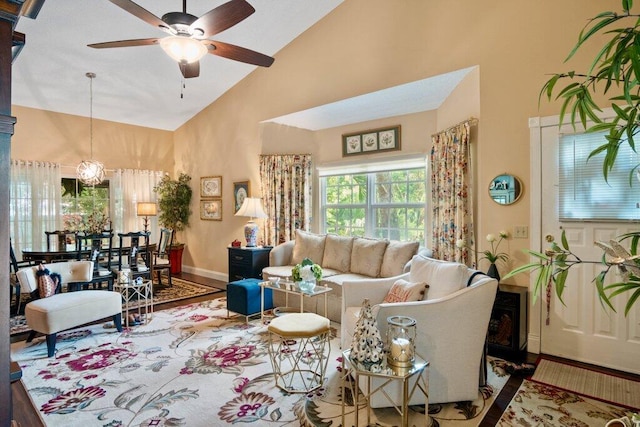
[533,117,640,374]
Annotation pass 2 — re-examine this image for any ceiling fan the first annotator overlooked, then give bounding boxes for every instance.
[88,0,274,78]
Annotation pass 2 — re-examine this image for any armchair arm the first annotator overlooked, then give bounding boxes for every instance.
[269,240,294,266]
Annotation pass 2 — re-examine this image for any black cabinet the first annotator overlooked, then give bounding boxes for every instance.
[488,284,528,359]
[228,246,271,282]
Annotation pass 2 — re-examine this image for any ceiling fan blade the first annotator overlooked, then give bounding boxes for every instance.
[108,0,172,34]
[88,38,160,49]
[203,40,274,67]
[180,61,200,79]
[190,0,255,38]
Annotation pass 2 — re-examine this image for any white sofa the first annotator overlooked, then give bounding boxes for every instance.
[262,230,426,322]
[341,254,498,405]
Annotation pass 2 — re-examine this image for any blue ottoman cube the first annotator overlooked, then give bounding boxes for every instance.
[227,278,273,322]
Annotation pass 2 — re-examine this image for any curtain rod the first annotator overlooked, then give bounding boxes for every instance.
[432,117,478,136]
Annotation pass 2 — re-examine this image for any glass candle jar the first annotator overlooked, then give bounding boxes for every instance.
[386,315,417,368]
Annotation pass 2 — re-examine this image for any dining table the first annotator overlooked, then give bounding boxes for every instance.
[22,243,157,264]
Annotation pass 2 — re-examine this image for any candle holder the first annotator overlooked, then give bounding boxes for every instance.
[386,315,416,369]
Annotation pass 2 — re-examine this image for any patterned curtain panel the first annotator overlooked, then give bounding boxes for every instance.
[259,154,312,246]
[430,121,474,264]
[10,160,62,256]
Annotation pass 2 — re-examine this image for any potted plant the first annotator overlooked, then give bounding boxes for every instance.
[154,172,192,273]
[507,0,640,314]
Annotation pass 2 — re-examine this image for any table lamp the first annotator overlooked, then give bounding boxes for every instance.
[136,202,157,233]
[234,197,268,247]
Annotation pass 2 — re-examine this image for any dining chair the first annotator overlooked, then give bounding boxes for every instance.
[75,231,115,291]
[115,231,151,281]
[152,228,173,286]
[9,238,40,315]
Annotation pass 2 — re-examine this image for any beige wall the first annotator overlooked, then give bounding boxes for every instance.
[11,105,174,172]
[12,0,622,283]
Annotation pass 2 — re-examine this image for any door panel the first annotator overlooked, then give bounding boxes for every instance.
[539,124,640,374]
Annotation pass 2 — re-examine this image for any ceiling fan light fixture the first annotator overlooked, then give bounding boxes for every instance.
[160,35,207,64]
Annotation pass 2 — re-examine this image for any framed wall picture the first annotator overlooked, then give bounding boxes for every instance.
[233,181,250,213]
[342,125,401,157]
[200,199,222,221]
[200,176,222,198]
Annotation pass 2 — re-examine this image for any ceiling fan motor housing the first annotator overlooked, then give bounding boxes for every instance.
[162,12,202,36]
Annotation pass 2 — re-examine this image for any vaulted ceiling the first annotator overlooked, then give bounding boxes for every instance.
[12,0,344,131]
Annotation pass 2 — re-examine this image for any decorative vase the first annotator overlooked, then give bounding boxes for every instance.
[298,279,316,293]
[487,263,500,282]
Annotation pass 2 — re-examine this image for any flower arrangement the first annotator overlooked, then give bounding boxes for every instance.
[84,210,111,234]
[457,230,509,263]
[291,257,323,282]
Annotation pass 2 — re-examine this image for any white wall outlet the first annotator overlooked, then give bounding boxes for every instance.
[514,226,528,239]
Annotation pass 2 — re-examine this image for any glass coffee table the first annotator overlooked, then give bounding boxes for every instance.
[259,279,331,323]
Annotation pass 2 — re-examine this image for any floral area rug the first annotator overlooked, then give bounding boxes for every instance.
[12,298,509,426]
[10,277,221,336]
[497,379,637,426]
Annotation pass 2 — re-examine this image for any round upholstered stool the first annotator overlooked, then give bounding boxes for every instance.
[267,312,331,393]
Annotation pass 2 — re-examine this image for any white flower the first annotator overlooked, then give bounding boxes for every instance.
[486,234,496,242]
[300,265,315,281]
[499,230,509,239]
[456,239,466,248]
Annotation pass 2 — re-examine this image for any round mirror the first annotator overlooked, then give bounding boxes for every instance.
[489,174,523,205]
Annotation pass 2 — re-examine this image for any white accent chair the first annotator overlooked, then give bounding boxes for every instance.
[341,255,498,406]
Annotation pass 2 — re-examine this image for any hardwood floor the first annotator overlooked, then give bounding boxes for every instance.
[10,273,640,426]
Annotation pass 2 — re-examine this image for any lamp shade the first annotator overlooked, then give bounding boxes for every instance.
[235,197,268,219]
[159,36,208,64]
[137,202,157,217]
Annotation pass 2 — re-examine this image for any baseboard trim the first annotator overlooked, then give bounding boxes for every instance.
[182,265,228,283]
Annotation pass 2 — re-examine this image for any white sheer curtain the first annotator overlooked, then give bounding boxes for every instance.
[10,160,62,257]
[110,169,164,241]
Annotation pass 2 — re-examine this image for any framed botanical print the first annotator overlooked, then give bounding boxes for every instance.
[233,181,250,213]
[201,176,222,198]
[342,125,401,157]
[200,199,222,221]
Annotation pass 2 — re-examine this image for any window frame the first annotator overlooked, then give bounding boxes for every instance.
[319,157,427,242]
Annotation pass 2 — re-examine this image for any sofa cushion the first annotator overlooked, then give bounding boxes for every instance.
[322,234,354,272]
[350,238,389,277]
[409,255,467,300]
[380,240,420,277]
[383,279,429,303]
[291,230,326,266]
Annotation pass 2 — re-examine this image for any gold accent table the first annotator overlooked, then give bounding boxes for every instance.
[259,280,331,323]
[341,349,431,427]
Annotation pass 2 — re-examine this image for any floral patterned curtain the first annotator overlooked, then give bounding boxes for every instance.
[259,154,313,246]
[430,121,474,264]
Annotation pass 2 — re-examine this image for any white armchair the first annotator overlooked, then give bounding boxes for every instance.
[341,255,498,406]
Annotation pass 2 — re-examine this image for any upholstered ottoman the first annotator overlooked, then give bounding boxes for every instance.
[226,278,273,323]
[267,312,331,393]
[25,290,123,357]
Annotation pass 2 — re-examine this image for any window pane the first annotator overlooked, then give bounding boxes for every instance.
[322,167,426,241]
[559,132,640,221]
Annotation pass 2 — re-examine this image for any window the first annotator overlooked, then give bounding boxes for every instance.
[559,131,640,221]
[61,177,110,230]
[320,165,426,241]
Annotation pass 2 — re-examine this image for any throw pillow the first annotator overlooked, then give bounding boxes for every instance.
[350,237,388,277]
[322,234,354,272]
[291,230,327,266]
[36,264,61,299]
[409,255,467,300]
[379,240,420,277]
[383,279,429,303]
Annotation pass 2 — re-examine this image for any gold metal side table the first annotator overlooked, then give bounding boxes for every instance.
[341,349,431,427]
[114,279,153,327]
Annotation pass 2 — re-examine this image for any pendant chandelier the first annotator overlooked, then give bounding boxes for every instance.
[76,72,105,186]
